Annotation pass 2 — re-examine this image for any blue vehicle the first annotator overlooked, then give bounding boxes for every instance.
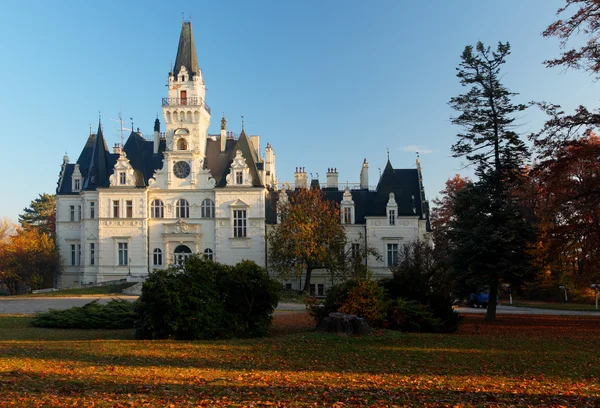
[468,292,490,308]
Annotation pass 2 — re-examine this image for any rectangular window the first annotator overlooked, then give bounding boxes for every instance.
[318,284,325,296]
[153,250,162,266]
[78,205,82,221]
[70,244,76,266]
[90,202,95,219]
[113,200,120,218]
[343,207,352,224]
[77,244,81,266]
[70,205,75,221]
[285,283,292,291]
[387,243,399,267]
[118,243,128,266]
[233,209,247,237]
[309,284,316,296]
[126,200,133,218]
[74,179,80,190]
[388,209,396,226]
[236,171,243,184]
[119,172,126,185]
[351,243,360,259]
[90,243,95,266]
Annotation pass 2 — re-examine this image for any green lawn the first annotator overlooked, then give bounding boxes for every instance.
[15,282,138,297]
[0,313,599,406]
[506,300,600,312]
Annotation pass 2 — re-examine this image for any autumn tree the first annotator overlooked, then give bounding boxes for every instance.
[0,217,16,243]
[268,188,347,293]
[0,227,59,294]
[449,41,535,321]
[430,174,470,253]
[18,193,56,240]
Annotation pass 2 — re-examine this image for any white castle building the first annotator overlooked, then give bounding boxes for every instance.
[55,21,430,290]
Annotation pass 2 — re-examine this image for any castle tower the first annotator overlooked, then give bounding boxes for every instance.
[162,21,211,158]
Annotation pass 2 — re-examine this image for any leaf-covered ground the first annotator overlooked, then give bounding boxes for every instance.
[0,313,599,407]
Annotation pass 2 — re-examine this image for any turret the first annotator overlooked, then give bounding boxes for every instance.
[326,168,338,189]
[265,142,276,189]
[360,158,369,189]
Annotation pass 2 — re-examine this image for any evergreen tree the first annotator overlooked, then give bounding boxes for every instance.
[18,193,56,240]
[449,42,534,321]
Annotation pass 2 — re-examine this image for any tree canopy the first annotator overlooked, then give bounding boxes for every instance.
[268,188,347,293]
[18,193,56,239]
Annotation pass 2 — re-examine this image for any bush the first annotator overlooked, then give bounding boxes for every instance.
[134,256,280,340]
[338,279,387,327]
[218,260,281,337]
[31,299,135,329]
[386,298,442,333]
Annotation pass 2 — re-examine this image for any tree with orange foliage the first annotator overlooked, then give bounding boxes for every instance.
[430,174,470,252]
[268,187,347,294]
[0,228,59,294]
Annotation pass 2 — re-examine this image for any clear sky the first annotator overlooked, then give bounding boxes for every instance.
[0,0,597,222]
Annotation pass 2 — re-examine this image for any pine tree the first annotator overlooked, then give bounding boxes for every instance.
[18,193,56,240]
[449,42,535,321]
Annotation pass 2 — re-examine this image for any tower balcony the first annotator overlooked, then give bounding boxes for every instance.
[161,97,211,114]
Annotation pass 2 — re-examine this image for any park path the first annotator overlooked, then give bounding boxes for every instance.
[0,297,598,316]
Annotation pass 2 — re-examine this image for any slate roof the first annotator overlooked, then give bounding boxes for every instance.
[266,160,430,230]
[173,21,199,77]
[58,124,263,194]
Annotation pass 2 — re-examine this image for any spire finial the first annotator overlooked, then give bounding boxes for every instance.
[98,111,101,123]
[241,115,244,130]
[130,117,134,132]
[182,12,184,23]
[386,147,390,161]
[89,124,92,135]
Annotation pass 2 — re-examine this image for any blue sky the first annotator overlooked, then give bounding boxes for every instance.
[0,0,597,222]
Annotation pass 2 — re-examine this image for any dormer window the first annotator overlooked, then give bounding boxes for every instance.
[119,172,126,185]
[343,207,352,224]
[388,210,396,226]
[74,179,80,191]
[236,171,243,184]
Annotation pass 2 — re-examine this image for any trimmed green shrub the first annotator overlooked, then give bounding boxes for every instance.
[134,256,280,340]
[31,299,135,329]
[386,298,443,333]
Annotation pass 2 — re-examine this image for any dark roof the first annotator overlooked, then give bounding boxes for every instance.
[81,122,111,190]
[173,21,199,77]
[266,161,429,226]
[122,131,166,187]
[208,130,264,188]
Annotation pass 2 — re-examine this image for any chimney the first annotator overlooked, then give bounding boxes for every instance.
[294,167,308,189]
[220,115,227,152]
[265,143,276,188]
[153,118,161,154]
[360,158,369,189]
[326,167,339,189]
[250,135,260,157]
[113,143,122,154]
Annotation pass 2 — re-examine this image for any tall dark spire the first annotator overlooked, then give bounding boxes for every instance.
[173,21,199,77]
[84,119,111,189]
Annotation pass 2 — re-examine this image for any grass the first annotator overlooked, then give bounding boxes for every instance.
[506,300,600,312]
[0,313,599,406]
[17,282,138,297]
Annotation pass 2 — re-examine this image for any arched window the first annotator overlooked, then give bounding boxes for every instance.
[201,198,215,218]
[153,248,162,266]
[173,244,192,265]
[177,138,187,151]
[150,199,164,218]
[176,199,189,218]
[203,248,214,261]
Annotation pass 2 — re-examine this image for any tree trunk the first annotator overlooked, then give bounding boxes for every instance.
[302,266,313,294]
[485,277,499,322]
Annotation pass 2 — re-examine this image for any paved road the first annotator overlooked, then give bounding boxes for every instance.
[0,297,599,316]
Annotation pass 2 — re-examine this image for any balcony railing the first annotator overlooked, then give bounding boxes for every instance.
[161,97,211,114]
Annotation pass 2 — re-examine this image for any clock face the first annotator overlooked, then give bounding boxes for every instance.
[173,161,190,179]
